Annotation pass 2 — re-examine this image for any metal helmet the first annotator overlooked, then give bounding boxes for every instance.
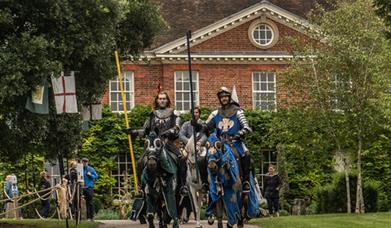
[217,86,232,98]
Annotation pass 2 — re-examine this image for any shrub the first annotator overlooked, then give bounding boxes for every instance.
[278,209,290,216]
[94,209,120,220]
[316,173,381,213]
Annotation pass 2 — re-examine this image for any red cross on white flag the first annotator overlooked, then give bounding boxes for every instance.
[51,72,78,114]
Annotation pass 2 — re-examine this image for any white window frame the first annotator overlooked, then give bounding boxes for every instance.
[174,71,199,112]
[109,71,135,113]
[253,24,274,46]
[252,71,277,111]
[111,153,132,195]
[330,74,353,112]
[248,19,279,49]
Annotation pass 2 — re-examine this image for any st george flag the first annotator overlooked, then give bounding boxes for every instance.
[51,72,78,114]
[25,80,49,114]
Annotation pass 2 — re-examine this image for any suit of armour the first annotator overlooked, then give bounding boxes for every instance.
[205,102,252,187]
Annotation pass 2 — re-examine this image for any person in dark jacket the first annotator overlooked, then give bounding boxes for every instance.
[65,160,79,217]
[264,165,281,217]
[39,171,51,218]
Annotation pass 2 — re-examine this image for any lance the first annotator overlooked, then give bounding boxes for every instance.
[186,31,200,183]
[114,51,139,193]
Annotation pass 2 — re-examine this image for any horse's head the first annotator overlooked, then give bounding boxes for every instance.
[144,130,163,172]
[206,134,223,175]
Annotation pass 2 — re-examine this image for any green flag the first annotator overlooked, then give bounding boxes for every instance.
[25,80,49,114]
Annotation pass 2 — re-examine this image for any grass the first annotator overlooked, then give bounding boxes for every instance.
[0,219,97,228]
[250,212,391,228]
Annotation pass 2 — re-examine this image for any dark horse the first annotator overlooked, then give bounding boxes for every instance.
[141,131,179,228]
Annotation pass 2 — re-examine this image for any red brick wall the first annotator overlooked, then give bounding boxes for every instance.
[191,18,304,52]
[103,63,289,110]
[101,17,307,110]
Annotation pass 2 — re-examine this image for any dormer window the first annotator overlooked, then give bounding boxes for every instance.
[249,19,279,49]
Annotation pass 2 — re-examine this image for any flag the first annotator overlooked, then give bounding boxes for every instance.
[156,82,162,94]
[25,80,49,114]
[231,85,240,106]
[81,104,102,121]
[51,72,78,114]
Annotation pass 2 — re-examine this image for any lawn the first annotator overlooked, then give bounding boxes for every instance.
[250,212,391,228]
[0,219,97,228]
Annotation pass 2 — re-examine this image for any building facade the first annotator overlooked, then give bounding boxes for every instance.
[103,0,314,112]
[104,0,317,192]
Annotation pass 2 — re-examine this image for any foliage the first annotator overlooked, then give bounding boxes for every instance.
[94,209,120,220]
[79,105,151,206]
[374,0,391,39]
[279,0,391,213]
[117,0,167,56]
[0,0,164,161]
[268,109,335,206]
[316,173,380,213]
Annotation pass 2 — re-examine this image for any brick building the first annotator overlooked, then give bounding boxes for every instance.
[103,0,317,112]
[105,0,318,193]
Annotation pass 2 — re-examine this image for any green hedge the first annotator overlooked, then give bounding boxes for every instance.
[317,173,380,213]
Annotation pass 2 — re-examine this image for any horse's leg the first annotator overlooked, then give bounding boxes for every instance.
[162,175,179,228]
[146,193,157,228]
[190,185,202,228]
[216,198,224,228]
[157,198,168,228]
[237,193,247,228]
[196,190,205,228]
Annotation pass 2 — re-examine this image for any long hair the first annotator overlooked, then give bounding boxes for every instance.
[154,91,171,110]
[192,106,201,115]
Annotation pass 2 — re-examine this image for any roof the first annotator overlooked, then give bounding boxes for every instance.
[151,0,319,49]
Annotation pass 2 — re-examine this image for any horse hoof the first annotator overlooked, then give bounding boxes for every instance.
[218,221,223,228]
[172,220,179,228]
[207,215,215,225]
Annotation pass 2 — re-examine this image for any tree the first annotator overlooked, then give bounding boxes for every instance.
[280,0,391,213]
[374,0,391,39]
[0,0,164,161]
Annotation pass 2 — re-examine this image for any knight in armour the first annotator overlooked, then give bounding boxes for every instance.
[179,106,208,193]
[204,87,253,192]
[127,91,183,226]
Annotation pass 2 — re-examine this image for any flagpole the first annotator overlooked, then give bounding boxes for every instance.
[186,31,200,183]
[114,51,139,193]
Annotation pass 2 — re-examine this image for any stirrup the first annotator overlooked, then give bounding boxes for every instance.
[242,181,250,193]
[201,183,209,193]
[207,215,215,225]
[180,186,189,195]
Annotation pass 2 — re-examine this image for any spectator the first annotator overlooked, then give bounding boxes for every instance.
[82,157,98,221]
[39,171,51,218]
[264,165,281,217]
[66,160,79,216]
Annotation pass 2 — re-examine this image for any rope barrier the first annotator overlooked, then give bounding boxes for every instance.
[0,188,55,217]
[27,188,53,201]
[0,185,58,203]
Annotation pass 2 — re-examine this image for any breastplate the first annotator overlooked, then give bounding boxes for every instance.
[151,108,175,133]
